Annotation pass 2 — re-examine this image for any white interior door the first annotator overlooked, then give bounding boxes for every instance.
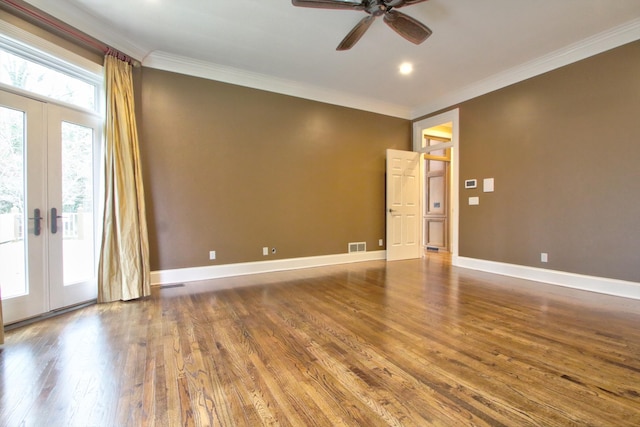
[386,149,421,261]
[1,90,100,324]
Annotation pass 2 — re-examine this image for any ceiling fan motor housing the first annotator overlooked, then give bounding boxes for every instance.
[367,1,389,16]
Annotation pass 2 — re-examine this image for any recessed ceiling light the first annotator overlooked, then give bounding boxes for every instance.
[399,62,413,75]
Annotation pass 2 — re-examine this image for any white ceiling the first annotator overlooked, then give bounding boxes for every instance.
[22,0,640,119]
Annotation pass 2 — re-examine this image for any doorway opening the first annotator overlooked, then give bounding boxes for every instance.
[0,28,103,325]
[423,128,451,253]
[412,109,459,260]
[0,90,102,325]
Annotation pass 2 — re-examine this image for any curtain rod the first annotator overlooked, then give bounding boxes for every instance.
[3,0,137,65]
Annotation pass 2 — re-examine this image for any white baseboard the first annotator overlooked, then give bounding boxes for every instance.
[151,250,387,286]
[152,252,640,300]
[453,256,640,300]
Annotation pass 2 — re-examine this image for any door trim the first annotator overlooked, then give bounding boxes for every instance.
[412,109,459,258]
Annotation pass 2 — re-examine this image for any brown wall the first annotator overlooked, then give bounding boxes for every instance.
[139,68,411,271]
[449,40,640,282]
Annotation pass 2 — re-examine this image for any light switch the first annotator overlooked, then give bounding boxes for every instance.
[469,196,479,205]
[483,178,494,192]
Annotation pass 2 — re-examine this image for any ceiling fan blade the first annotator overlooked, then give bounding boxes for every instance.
[336,15,375,50]
[398,0,430,6]
[292,0,365,10]
[384,0,430,7]
[383,10,432,44]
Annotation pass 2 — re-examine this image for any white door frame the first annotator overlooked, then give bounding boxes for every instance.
[412,109,459,260]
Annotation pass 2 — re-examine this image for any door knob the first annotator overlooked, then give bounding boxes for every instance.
[29,208,43,236]
[51,207,63,234]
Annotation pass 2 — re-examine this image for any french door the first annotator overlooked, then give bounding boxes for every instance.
[1,90,101,324]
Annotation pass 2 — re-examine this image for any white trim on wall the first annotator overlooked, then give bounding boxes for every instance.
[411,17,640,119]
[454,256,640,301]
[143,51,412,119]
[151,250,640,302]
[144,18,640,121]
[151,250,386,286]
[6,0,148,61]
[4,6,638,120]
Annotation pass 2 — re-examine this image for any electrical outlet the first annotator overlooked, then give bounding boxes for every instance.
[209,251,216,260]
[379,239,383,246]
[541,252,548,263]
[263,247,269,256]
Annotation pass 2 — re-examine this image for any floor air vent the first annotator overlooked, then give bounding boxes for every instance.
[348,242,367,253]
[160,283,185,289]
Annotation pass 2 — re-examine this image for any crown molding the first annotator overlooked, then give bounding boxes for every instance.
[411,17,640,120]
[14,2,640,121]
[17,0,148,60]
[143,51,412,119]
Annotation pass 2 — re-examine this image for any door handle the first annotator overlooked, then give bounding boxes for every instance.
[51,207,63,234]
[388,208,396,213]
[29,208,43,236]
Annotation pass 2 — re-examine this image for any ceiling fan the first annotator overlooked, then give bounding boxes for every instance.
[291,0,432,51]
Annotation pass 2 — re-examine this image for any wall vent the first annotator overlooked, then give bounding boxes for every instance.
[348,242,367,253]
[160,283,185,289]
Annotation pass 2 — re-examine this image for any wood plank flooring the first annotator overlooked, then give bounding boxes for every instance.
[2,255,640,426]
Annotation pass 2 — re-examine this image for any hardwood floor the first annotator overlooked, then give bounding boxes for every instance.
[2,255,640,426]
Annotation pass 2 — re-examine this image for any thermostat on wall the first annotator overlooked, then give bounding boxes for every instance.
[464,179,477,189]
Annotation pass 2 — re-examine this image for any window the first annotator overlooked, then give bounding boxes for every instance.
[0,25,102,113]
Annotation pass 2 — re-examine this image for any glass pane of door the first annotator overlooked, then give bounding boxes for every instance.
[0,105,26,298]
[0,90,47,324]
[61,121,95,286]
[48,105,100,310]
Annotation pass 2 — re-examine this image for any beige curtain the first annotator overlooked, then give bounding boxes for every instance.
[0,289,4,344]
[98,53,150,303]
